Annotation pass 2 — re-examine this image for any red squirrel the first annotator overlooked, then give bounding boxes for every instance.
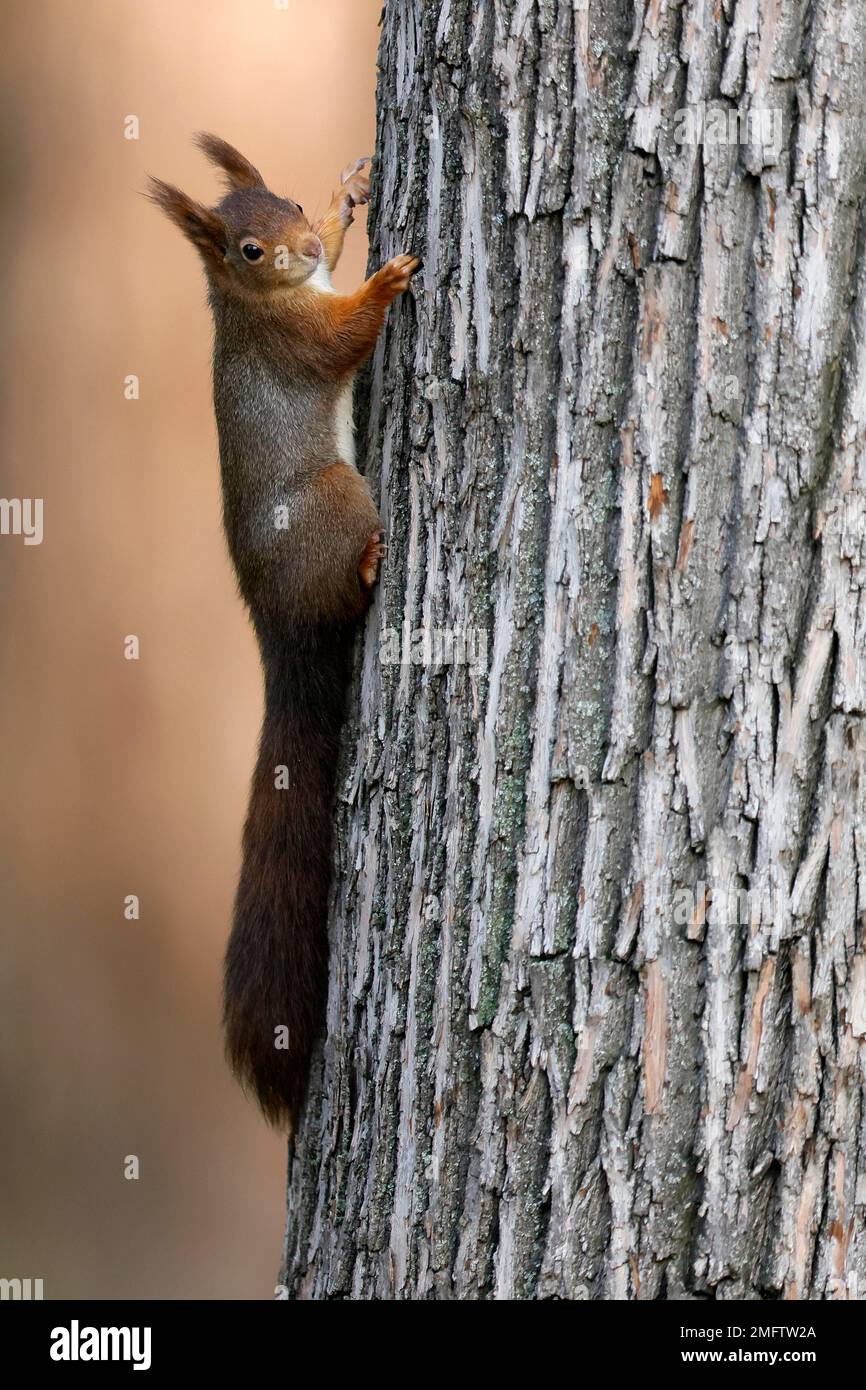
[149,135,418,1127]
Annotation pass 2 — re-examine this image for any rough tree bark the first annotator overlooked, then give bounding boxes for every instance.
[282,0,866,1299]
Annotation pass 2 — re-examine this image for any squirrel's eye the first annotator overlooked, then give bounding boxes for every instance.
[296,204,304,215]
[241,242,264,263]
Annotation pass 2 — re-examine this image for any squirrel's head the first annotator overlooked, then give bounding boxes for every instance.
[148,134,323,293]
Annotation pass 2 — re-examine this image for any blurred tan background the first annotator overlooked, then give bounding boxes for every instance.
[0,0,379,1299]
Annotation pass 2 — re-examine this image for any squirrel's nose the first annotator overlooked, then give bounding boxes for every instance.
[301,236,322,261]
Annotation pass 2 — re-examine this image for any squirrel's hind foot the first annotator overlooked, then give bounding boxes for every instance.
[358,529,385,589]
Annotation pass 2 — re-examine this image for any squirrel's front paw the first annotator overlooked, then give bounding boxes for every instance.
[376,254,421,302]
[338,157,371,220]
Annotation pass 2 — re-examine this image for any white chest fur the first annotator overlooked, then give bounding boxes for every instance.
[308,261,356,467]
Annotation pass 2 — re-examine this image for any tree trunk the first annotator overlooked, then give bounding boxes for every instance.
[282,0,866,1299]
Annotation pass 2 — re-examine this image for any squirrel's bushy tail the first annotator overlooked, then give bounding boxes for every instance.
[223,628,353,1129]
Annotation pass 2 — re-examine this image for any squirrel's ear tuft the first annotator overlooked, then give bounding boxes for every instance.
[194,133,266,192]
[147,176,227,265]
